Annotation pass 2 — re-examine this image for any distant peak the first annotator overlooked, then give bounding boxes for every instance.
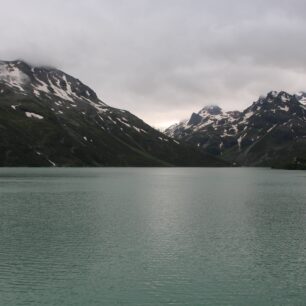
[277,91,291,97]
[267,90,279,98]
[257,91,292,104]
[199,105,222,115]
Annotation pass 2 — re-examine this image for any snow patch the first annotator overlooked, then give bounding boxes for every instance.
[48,159,56,167]
[267,125,277,132]
[279,105,289,112]
[25,112,44,120]
[117,118,131,128]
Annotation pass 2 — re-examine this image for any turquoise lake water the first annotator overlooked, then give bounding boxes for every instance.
[0,168,306,305]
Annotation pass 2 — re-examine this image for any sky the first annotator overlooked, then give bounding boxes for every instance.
[1,0,306,128]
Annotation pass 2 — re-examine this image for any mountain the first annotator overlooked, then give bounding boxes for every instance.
[0,60,227,167]
[166,105,241,156]
[165,91,306,168]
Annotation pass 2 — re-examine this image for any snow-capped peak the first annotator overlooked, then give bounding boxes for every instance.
[0,60,106,109]
[295,91,306,106]
[165,90,306,159]
[199,105,222,116]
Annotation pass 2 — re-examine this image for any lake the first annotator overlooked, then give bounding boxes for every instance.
[0,168,306,305]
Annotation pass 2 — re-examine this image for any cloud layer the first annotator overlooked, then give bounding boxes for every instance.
[1,0,306,127]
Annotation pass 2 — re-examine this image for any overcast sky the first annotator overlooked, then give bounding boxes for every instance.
[1,0,306,128]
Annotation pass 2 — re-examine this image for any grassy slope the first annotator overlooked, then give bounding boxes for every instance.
[0,94,228,167]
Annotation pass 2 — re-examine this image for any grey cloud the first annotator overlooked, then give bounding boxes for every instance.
[1,0,306,128]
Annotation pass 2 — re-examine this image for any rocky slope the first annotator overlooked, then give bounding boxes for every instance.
[165,91,306,167]
[166,105,241,156]
[0,60,227,167]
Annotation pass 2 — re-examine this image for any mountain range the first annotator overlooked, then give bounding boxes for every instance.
[0,60,227,167]
[1,59,305,169]
[165,91,306,169]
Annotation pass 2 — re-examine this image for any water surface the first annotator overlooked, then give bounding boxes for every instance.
[0,168,306,305]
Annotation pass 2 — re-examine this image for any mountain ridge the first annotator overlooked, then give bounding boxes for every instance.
[0,60,227,167]
[165,91,306,168]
